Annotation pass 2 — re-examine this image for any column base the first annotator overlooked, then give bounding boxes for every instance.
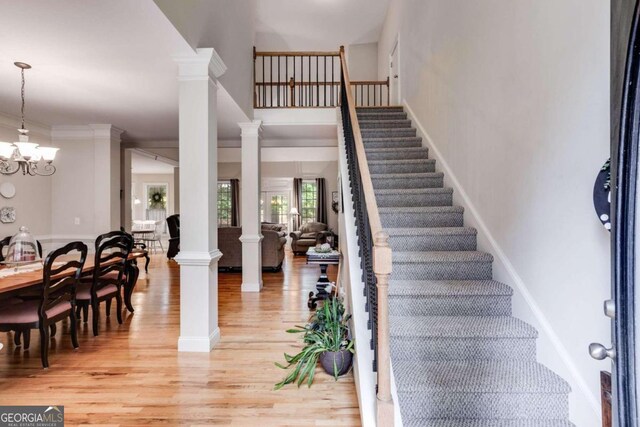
[241,280,263,292]
[177,327,221,352]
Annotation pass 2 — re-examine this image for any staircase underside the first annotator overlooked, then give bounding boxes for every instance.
[356,106,573,426]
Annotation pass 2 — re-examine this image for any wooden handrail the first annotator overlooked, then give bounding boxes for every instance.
[339,46,394,426]
[255,50,340,57]
[351,79,389,85]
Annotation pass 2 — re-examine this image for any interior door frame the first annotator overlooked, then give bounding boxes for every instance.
[389,35,400,105]
[613,0,640,425]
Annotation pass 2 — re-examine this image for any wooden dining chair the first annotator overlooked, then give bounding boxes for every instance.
[0,241,88,368]
[75,231,133,336]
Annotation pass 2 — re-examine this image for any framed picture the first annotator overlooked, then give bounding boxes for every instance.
[331,191,340,214]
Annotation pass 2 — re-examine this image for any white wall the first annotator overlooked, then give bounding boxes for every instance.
[378,1,610,425]
[347,42,379,81]
[131,173,175,221]
[153,0,257,118]
[50,125,122,247]
[0,114,52,238]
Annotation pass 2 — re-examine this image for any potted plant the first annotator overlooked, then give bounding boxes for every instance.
[274,296,354,389]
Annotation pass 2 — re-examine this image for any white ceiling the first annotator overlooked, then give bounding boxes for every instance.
[131,150,176,174]
[0,0,390,143]
[0,0,247,142]
[255,0,391,50]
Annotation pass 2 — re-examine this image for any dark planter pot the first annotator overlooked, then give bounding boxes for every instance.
[319,350,353,377]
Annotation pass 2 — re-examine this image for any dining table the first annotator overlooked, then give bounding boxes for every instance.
[0,249,147,314]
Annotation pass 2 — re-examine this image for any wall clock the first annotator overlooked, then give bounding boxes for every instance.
[0,207,16,224]
[0,182,16,199]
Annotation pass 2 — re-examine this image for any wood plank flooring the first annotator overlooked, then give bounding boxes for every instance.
[0,252,361,426]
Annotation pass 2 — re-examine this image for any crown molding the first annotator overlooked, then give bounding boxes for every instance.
[51,124,123,142]
[238,120,263,137]
[173,47,227,80]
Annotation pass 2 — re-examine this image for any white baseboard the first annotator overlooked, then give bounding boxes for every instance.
[403,100,600,422]
[241,281,263,292]
[177,328,221,352]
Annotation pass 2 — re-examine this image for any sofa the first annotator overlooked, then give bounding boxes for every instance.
[166,214,180,259]
[218,224,287,271]
[290,222,328,255]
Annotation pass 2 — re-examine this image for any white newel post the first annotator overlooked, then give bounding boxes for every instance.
[173,48,227,352]
[239,121,263,292]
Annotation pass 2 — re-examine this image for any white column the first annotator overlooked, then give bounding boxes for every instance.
[122,149,133,231]
[173,167,180,214]
[173,48,227,352]
[239,121,263,292]
[91,124,123,233]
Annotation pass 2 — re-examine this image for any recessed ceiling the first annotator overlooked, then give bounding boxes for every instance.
[0,0,247,142]
[255,0,391,50]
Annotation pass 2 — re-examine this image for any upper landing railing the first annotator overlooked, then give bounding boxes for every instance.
[253,46,390,108]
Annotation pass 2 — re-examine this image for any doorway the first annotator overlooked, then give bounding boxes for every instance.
[389,36,400,105]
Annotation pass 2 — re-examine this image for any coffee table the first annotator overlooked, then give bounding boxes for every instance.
[306,247,340,309]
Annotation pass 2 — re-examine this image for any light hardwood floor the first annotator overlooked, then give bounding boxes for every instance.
[0,252,361,426]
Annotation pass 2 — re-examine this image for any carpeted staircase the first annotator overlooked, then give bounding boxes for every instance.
[356,106,574,427]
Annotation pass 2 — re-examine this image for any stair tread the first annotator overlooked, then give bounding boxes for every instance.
[394,251,493,263]
[387,227,476,236]
[359,119,411,124]
[371,172,443,178]
[376,187,452,195]
[363,136,422,142]
[394,360,571,393]
[389,280,513,297]
[356,105,404,110]
[390,315,538,338]
[406,419,575,427]
[379,206,463,213]
[368,158,434,165]
[366,146,427,152]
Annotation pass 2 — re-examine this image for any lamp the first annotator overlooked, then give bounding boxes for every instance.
[0,62,60,176]
[134,197,141,205]
[289,207,299,216]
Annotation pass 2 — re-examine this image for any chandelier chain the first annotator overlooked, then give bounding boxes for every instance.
[20,68,25,130]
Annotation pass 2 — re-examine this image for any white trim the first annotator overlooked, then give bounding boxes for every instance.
[239,234,264,244]
[240,281,263,293]
[173,47,227,80]
[175,250,223,266]
[238,120,263,136]
[403,99,600,418]
[177,328,221,352]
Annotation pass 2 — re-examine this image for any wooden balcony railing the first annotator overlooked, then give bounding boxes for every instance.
[351,77,390,107]
[253,48,341,108]
[254,47,390,108]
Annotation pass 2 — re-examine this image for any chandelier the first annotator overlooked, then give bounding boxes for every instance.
[0,62,59,176]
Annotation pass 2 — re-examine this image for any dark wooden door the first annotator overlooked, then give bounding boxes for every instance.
[610,1,640,426]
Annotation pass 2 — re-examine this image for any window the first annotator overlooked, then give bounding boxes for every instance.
[218,181,232,226]
[301,180,317,224]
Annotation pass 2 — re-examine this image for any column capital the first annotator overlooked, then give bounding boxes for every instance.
[238,120,263,137]
[173,47,227,81]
